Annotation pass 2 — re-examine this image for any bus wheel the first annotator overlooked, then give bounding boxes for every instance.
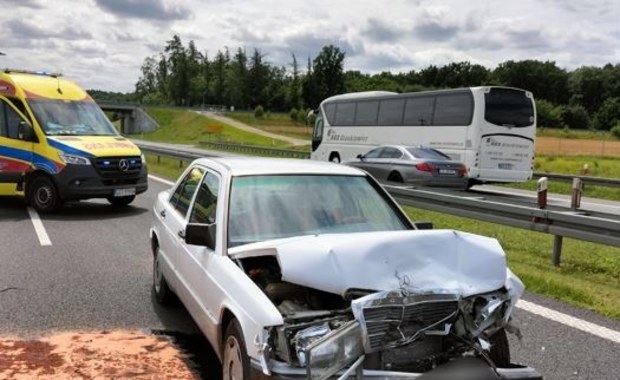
[388,171,404,183]
[465,179,478,190]
[28,176,61,213]
[329,153,341,163]
[107,195,136,207]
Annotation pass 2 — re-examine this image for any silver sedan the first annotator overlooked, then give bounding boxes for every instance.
[344,145,468,187]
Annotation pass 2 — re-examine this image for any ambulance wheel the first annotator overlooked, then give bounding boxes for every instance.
[28,176,61,213]
[107,195,136,207]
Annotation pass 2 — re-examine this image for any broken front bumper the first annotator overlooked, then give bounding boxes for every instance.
[250,358,543,380]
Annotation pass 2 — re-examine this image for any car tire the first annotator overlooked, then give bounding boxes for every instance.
[153,246,175,305]
[329,153,341,163]
[222,319,250,380]
[387,171,404,183]
[107,195,136,207]
[488,328,511,367]
[28,175,61,213]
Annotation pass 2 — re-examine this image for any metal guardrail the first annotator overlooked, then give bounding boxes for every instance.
[533,172,620,188]
[138,143,620,265]
[198,141,310,159]
[387,186,620,247]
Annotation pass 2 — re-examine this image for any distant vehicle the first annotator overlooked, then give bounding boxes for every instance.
[150,156,541,380]
[344,145,468,187]
[311,87,536,187]
[0,69,147,212]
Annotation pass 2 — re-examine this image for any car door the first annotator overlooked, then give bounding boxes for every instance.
[157,166,205,293]
[0,96,33,194]
[180,170,221,328]
[355,147,384,177]
[375,147,399,179]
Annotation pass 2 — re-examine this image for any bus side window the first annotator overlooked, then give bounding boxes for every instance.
[404,97,434,126]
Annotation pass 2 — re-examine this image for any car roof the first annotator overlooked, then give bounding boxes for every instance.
[193,157,366,177]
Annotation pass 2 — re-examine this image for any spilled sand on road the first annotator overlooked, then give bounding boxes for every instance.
[0,330,200,379]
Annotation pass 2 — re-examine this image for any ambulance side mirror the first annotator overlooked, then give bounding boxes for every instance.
[18,120,36,142]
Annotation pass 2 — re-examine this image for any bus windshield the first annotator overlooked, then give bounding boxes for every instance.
[484,88,534,128]
[28,99,119,136]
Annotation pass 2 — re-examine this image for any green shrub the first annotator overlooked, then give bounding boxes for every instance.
[611,125,620,140]
[254,105,265,118]
[289,108,299,122]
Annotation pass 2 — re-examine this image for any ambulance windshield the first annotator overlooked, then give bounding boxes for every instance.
[28,99,119,136]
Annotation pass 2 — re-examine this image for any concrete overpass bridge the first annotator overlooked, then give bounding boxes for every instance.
[98,103,158,134]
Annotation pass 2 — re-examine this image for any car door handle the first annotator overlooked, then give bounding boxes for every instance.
[178,229,185,239]
[160,210,166,218]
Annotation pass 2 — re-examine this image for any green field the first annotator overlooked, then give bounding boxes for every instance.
[136,108,296,148]
[500,155,620,201]
[224,111,312,140]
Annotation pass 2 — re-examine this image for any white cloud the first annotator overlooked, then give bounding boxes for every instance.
[0,0,617,92]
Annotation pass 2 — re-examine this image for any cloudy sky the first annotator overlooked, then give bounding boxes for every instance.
[1,0,618,92]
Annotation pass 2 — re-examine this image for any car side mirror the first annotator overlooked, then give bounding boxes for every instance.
[18,120,35,142]
[414,221,433,230]
[357,154,364,160]
[185,223,216,249]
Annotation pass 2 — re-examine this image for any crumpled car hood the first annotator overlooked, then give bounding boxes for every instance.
[229,230,522,298]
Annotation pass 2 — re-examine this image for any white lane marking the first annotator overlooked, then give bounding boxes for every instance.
[148,174,175,187]
[517,300,620,344]
[26,207,52,246]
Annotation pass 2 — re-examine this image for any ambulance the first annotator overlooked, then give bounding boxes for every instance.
[0,69,148,212]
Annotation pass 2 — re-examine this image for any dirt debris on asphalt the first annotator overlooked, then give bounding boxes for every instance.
[0,330,200,379]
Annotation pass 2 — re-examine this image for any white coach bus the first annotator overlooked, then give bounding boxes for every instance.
[311,87,536,185]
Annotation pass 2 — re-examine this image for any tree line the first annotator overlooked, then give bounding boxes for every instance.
[128,35,620,132]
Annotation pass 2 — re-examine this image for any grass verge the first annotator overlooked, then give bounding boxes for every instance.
[145,156,620,321]
[500,155,620,201]
[136,108,295,148]
[224,111,312,140]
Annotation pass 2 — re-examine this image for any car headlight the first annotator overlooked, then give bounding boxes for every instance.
[462,290,511,337]
[59,153,91,165]
[305,321,364,380]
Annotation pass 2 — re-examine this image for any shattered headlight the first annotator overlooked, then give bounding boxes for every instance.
[463,290,511,337]
[304,321,364,380]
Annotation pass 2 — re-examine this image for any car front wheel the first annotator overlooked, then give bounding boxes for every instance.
[222,319,250,380]
[488,328,511,367]
[153,246,175,305]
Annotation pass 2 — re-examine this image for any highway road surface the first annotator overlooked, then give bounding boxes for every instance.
[0,176,619,379]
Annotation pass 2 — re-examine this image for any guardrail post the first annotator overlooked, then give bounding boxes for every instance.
[571,178,583,210]
[537,177,548,209]
[552,235,563,266]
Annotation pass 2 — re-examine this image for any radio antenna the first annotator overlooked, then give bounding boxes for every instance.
[56,76,63,94]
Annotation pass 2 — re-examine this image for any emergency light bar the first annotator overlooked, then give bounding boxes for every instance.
[3,68,63,77]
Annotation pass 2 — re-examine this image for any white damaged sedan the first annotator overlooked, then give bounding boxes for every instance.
[150,157,542,380]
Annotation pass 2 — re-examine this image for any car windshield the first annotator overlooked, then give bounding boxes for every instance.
[228,175,410,247]
[406,147,451,160]
[28,99,119,136]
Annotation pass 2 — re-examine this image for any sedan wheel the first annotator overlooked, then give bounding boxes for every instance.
[387,171,404,183]
[153,247,174,305]
[222,319,249,380]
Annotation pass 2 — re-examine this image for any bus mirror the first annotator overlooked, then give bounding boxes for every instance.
[18,120,35,142]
